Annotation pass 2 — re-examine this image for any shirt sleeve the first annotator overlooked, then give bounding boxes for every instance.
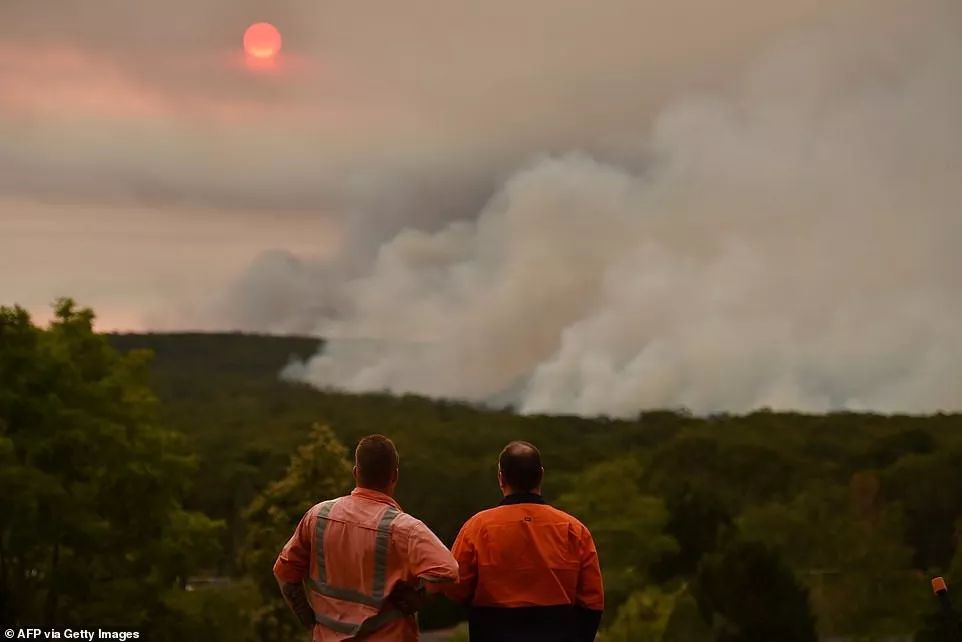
[575,526,605,611]
[441,520,478,604]
[273,507,314,585]
[406,520,459,589]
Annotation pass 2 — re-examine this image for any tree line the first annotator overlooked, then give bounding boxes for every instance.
[2,300,961,641]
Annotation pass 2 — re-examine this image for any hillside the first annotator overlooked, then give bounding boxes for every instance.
[101,332,962,639]
[104,332,644,547]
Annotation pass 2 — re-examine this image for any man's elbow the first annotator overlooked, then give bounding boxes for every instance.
[273,556,306,586]
[437,563,476,603]
[421,558,459,586]
[443,556,460,582]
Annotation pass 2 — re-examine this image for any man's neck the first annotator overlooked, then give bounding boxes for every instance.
[503,488,542,497]
[356,485,394,497]
[499,490,546,506]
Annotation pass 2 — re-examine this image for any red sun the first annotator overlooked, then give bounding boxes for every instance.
[243,22,282,60]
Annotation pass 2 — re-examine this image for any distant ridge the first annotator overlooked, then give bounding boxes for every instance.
[106,332,323,380]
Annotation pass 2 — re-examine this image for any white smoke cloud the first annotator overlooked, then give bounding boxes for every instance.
[290,0,962,416]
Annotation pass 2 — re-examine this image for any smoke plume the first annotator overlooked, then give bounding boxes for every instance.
[289,0,962,415]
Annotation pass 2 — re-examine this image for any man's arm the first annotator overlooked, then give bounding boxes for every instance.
[406,520,459,587]
[383,520,459,617]
[273,508,316,630]
[278,580,315,630]
[574,526,604,642]
[441,521,477,605]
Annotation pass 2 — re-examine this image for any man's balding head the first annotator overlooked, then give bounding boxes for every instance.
[498,441,544,493]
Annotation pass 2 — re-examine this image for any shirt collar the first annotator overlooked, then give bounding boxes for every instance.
[499,492,547,506]
[351,486,402,511]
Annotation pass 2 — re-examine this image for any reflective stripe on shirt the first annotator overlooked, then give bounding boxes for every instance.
[309,499,403,634]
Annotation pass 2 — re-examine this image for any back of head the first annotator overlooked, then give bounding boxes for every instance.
[499,441,543,492]
[355,434,399,490]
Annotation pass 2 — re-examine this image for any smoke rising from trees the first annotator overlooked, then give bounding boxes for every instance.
[287,0,962,415]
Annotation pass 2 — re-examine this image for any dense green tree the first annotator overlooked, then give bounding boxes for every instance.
[643,435,798,510]
[98,329,962,640]
[557,457,678,615]
[915,523,962,642]
[652,484,732,581]
[0,300,221,628]
[602,586,680,642]
[739,478,926,637]
[242,422,352,642]
[693,539,817,642]
[159,580,260,642]
[866,428,935,468]
[661,588,713,642]
[883,450,962,570]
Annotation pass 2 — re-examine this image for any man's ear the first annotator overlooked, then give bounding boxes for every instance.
[392,467,400,484]
[352,465,359,483]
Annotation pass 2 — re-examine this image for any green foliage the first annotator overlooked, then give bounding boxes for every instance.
[242,423,352,642]
[739,477,926,637]
[693,539,817,642]
[882,449,962,570]
[652,484,732,581]
[158,580,260,642]
[661,588,713,642]
[602,587,680,642]
[914,522,962,642]
[558,458,678,614]
[48,324,962,642]
[643,434,799,510]
[0,300,222,628]
[865,428,935,468]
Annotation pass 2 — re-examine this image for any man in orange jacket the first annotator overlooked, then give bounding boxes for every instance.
[444,441,605,642]
[274,434,458,641]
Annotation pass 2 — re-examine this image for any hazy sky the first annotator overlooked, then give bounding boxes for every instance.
[3,0,839,329]
[3,0,960,415]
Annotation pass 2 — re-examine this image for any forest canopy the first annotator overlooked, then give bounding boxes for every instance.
[2,300,960,641]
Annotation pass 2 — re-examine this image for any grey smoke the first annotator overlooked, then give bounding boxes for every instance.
[2,0,850,327]
[288,0,962,415]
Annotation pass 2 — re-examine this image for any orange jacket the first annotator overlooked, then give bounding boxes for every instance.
[444,493,604,642]
[274,487,458,641]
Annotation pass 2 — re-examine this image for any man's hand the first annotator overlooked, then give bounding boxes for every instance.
[387,581,427,615]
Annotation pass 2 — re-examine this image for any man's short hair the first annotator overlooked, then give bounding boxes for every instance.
[499,441,543,492]
[355,434,399,489]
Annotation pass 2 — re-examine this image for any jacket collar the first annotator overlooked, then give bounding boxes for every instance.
[499,492,547,506]
[351,487,402,511]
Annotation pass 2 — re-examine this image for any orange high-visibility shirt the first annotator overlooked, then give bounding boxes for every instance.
[274,487,458,642]
[444,493,604,642]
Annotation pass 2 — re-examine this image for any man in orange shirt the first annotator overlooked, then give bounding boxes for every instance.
[274,434,458,641]
[445,441,604,642]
